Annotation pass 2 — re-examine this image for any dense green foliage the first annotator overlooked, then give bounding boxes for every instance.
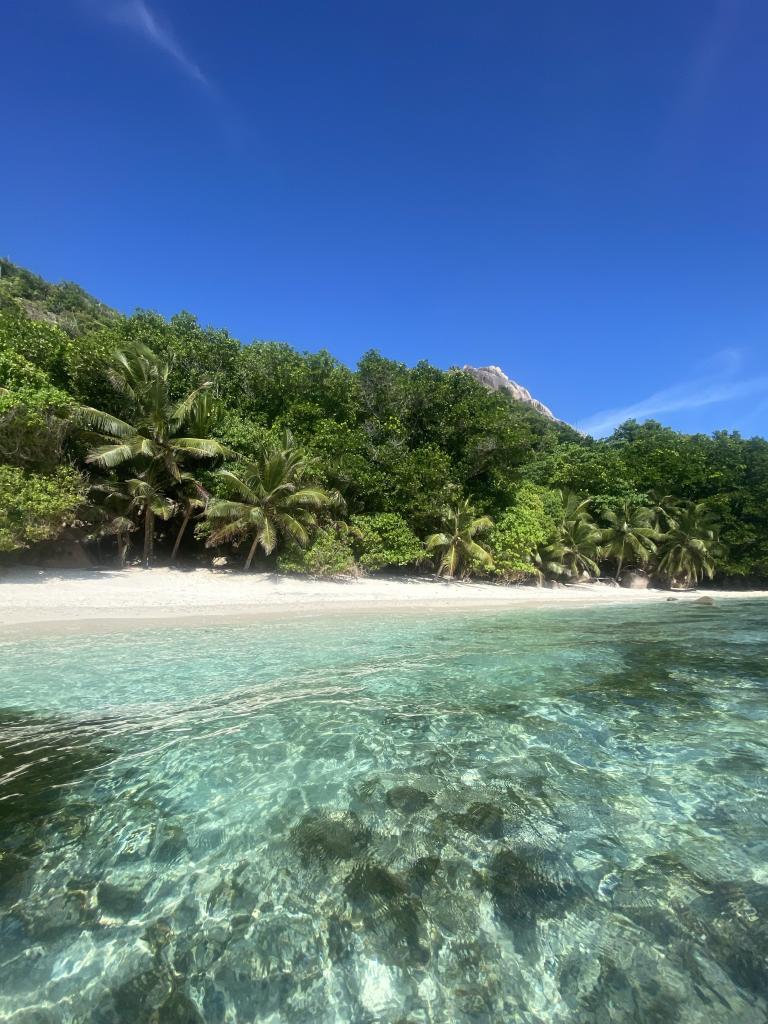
[0,466,82,552]
[277,525,358,577]
[350,513,424,572]
[0,260,766,584]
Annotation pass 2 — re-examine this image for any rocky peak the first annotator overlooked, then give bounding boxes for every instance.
[462,365,558,421]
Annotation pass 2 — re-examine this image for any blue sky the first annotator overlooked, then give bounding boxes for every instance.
[2,1,767,437]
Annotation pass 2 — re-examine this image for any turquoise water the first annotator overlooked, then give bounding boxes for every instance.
[1,600,767,1023]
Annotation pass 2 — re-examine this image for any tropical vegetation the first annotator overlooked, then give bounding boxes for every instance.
[1,258,766,587]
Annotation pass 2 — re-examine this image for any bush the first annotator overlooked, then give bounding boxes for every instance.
[350,512,424,572]
[277,526,357,577]
[487,483,560,580]
[0,465,83,553]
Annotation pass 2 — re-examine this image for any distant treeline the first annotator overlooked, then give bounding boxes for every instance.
[1,259,766,584]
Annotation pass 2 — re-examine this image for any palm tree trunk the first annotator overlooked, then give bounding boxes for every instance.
[615,554,623,582]
[143,507,155,568]
[244,534,260,571]
[171,510,191,563]
[117,530,127,568]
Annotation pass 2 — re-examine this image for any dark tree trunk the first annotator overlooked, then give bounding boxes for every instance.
[244,535,260,571]
[171,510,191,563]
[143,508,154,568]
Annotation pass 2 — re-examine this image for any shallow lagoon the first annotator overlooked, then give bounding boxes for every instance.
[1,600,767,1023]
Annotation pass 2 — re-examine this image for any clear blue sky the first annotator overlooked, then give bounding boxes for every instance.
[3,1,767,437]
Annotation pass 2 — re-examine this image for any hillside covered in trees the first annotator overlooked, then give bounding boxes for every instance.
[1,260,766,585]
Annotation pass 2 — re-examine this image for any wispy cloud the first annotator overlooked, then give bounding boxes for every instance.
[88,0,209,88]
[576,350,768,438]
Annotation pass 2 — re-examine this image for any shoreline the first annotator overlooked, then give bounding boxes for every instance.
[1,567,766,638]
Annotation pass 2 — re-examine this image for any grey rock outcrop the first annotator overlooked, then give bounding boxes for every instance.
[462,365,558,421]
[620,571,650,590]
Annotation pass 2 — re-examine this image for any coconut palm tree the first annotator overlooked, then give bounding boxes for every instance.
[646,490,681,532]
[531,538,566,583]
[84,479,137,567]
[76,346,228,566]
[124,466,177,567]
[543,490,601,580]
[655,503,720,587]
[425,499,494,578]
[560,491,595,528]
[599,500,658,581]
[205,435,333,571]
[559,518,601,578]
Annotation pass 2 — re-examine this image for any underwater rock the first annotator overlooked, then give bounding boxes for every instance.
[385,785,433,814]
[683,881,768,1000]
[0,849,27,892]
[21,889,98,941]
[666,596,678,602]
[0,709,112,898]
[326,913,354,963]
[290,809,371,864]
[346,863,407,906]
[487,849,575,926]
[407,856,441,895]
[454,802,505,839]
[155,990,205,1024]
[152,822,188,862]
[345,863,429,966]
[97,880,147,918]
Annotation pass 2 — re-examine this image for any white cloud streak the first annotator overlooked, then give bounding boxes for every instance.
[576,351,768,438]
[91,0,209,88]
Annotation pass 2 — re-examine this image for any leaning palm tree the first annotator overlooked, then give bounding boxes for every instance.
[655,503,720,588]
[599,500,658,581]
[205,436,333,570]
[76,345,228,566]
[425,499,494,578]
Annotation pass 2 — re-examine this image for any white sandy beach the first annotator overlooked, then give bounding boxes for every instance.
[0,567,764,635]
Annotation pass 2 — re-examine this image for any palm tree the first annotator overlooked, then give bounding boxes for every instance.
[559,518,601,578]
[561,492,594,527]
[646,490,681,532]
[546,491,601,579]
[425,499,493,578]
[656,503,720,588]
[599,500,658,581]
[84,480,137,567]
[531,538,566,583]
[125,465,177,567]
[205,434,333,571]
[76,346,228,566]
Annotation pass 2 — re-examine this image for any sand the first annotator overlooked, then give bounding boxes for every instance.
[0,567,764,636]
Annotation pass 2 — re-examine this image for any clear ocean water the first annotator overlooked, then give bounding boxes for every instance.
[1,599,767,1023]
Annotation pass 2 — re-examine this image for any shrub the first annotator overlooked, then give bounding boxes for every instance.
[487,483,560,580]
[350,512,424,572]
[277,526,357,577]
[0,465,83,553]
